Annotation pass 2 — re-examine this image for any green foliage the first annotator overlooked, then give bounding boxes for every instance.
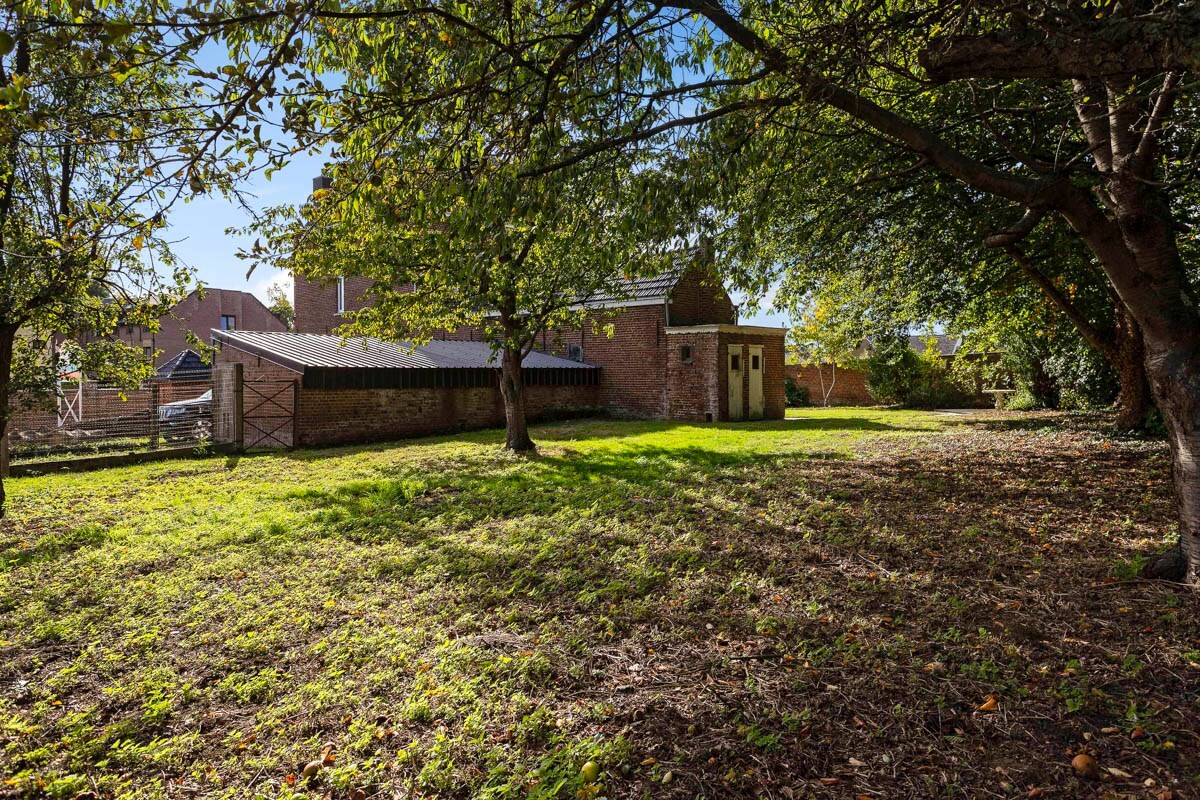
[784,377,809,407]
[266,282,295,331]
[866,336,972,409]
[0,0,249,511]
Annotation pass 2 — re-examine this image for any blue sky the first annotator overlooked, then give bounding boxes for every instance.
[168,36,790,329]
[165,170,790,327]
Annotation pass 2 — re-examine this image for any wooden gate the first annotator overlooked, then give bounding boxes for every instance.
[243,379,296,449]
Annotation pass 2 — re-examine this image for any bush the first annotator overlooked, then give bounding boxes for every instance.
[865,341,973,408]
[784,377,809,407]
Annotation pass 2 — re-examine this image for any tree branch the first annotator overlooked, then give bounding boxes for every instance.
[921,26,1200,82]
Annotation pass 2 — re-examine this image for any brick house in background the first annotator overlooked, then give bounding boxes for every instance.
[78,288,287,367]
[289,262,786,424]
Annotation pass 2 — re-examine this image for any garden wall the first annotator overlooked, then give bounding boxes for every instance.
[786,364,874,406]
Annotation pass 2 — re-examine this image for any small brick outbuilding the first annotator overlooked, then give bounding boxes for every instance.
[213,330,600,448]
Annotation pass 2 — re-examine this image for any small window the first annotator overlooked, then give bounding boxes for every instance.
[142,346,152,356]
[751,354,760,370]
[680,344,693,364]
[730,354,741,371]
[336,276,346,314]
[567,343,583,362]
[220,315,236,330]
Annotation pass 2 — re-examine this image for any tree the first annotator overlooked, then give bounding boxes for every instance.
[706,138,1152,426]
[0,1,248,515]
[217,1,1200,579]
[239,9,668,451]
[788,276,867,407]
[670,2,1200,579]
[266,281,294,330]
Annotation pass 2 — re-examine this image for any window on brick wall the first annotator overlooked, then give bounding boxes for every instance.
[567,343,583,362]
[679,344,693,364]
[751,354,760,370]
[220,315,236,330]
[336,276,346,314]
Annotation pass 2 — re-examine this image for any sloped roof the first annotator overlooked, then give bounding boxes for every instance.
[907,334,963,357]
[576,263,686,307]
[155,349,211,380]
[213,330,596,372]
[416,339,595,369]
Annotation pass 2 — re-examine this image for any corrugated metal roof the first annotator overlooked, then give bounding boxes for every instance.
[214,330,440,369]
[416,339,594,369]
[213,330,596,371]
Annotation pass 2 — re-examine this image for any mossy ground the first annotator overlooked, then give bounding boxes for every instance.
[1,409,1195,799]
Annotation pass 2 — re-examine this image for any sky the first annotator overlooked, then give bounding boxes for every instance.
[164,167,790,328]
[166,36,791,330]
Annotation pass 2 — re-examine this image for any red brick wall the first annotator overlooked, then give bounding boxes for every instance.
[295,382,598,447]
[582,305,669,417]
[667,265,737,326]
[785,364,873,405]
[216,342,598,448]
[717,332,786,421]
[293,274,375,335]
[289,267,740,420]
[664,332,720,421]
[75,288,286,367]
[9,383,153,432]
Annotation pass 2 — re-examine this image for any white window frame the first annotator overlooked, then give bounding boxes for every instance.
[336,276,346,314]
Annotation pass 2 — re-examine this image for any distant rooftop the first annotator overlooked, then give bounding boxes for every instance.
[908,334,963,358]
[155,349,211,380]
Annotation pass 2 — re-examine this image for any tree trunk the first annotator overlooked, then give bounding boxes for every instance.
[1055,182,1200,582]
[1111,305,1152,431]
[0,323,16,518]
[1139,347,1200,582]
[1027,357,1060,409]
[499,343,535,452]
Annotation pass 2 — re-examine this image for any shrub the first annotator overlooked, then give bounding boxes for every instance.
[866,339,973,408]
[784,377,810,407]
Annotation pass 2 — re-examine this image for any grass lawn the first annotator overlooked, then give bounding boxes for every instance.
[1,408,1195,799]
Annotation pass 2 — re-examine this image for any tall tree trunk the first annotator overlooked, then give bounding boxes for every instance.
[1139,339,1200,582]
[1111,305,1152,431]
[499,343,535,452]
[1057,183,1200,582]
[0,323,16,518]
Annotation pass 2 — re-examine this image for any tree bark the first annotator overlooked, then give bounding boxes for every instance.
[1111,306,1152,431]
[0,323,16,518]
[1054,183,1200,582]
[499,342,535,452]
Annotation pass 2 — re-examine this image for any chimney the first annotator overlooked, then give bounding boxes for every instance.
[313,175,332,192]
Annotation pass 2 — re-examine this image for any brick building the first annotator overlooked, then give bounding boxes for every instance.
[213,331,600,447]
[290,264,786,423]
[79,288,287,367]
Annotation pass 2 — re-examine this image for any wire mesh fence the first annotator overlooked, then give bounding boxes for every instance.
[7,370,215,463]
